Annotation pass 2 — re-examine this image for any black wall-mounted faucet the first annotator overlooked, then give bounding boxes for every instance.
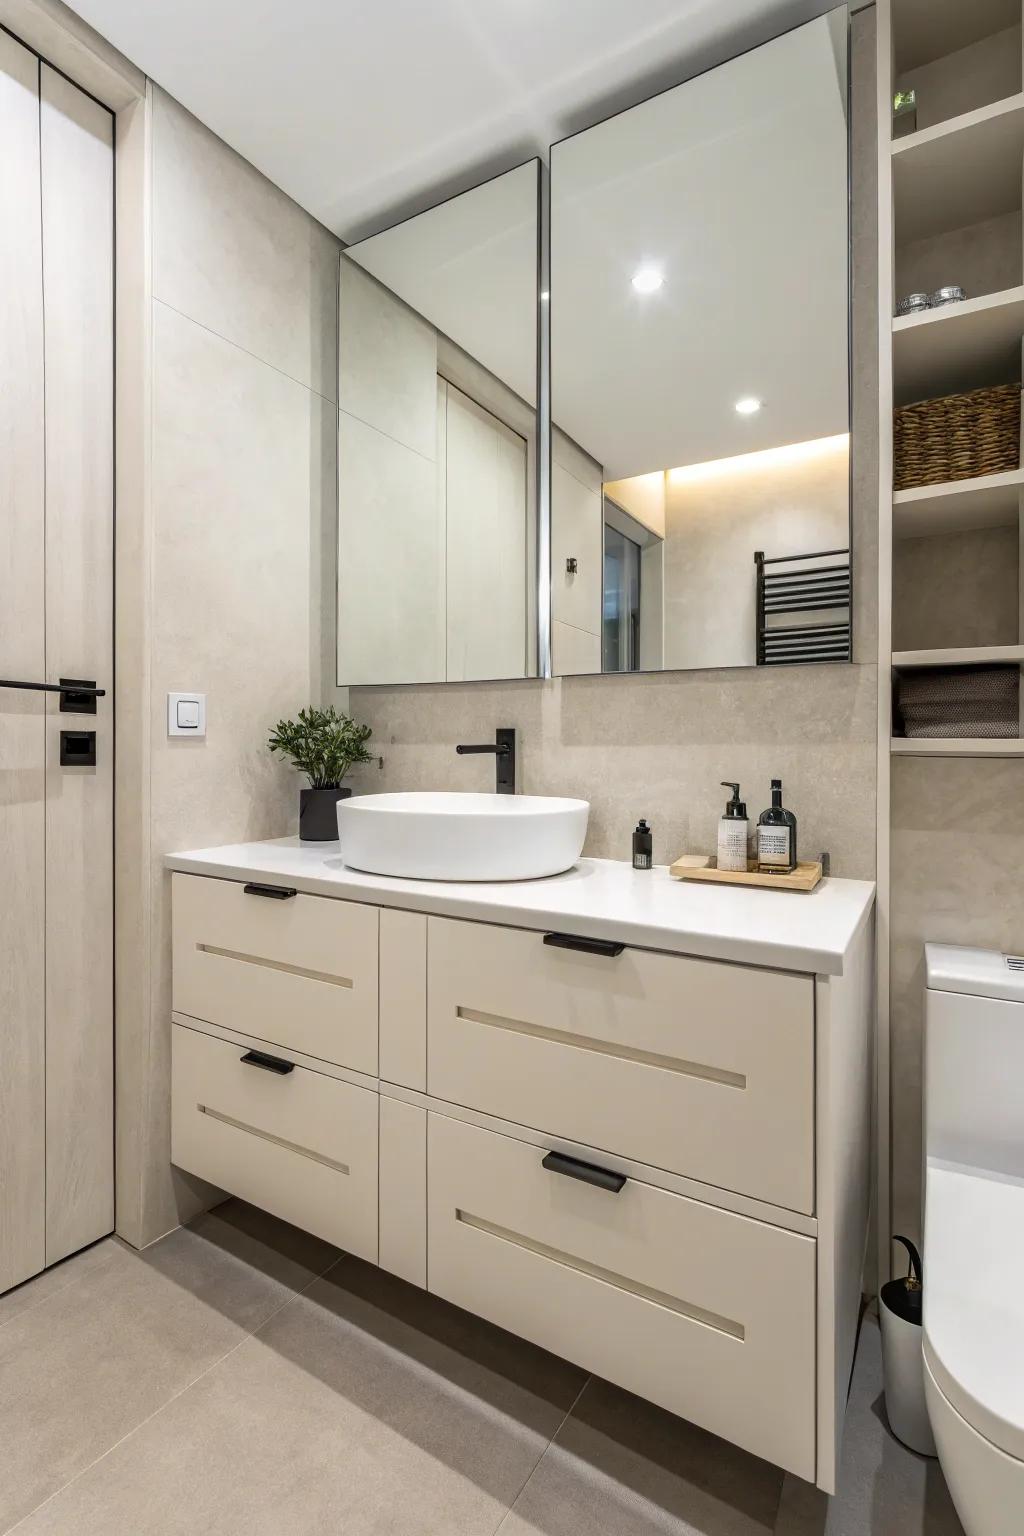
[455,727,516,795]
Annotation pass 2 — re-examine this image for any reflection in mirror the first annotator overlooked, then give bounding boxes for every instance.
[550,12,850,677]
[337,162,539,686]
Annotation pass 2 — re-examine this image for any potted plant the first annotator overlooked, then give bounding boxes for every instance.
[268,706,374,841]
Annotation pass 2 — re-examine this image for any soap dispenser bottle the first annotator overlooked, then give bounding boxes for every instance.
[757,778,798,873]
[717,783,749,873]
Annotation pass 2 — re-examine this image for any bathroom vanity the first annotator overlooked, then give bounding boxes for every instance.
[167,841,873,1493]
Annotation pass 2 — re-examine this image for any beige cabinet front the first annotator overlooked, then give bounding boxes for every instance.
[426,916,815,1212]
[172,1023,378,1260]
[172,872,379,1075]
[427,1112,816,1480]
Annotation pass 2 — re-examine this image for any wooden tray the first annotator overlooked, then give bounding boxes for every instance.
[669,857,823,893]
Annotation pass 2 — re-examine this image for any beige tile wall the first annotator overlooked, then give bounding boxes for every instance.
[890,757,1024,1243]
[117,88,340,1248]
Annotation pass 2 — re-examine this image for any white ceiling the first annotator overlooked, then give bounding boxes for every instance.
[66,0,841,241]
[551,12,849,477]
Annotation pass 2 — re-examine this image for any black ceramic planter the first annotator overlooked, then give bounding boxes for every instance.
[299,785,351,842]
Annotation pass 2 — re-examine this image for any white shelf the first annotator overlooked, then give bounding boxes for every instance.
[891,737,1024,757]
[893,0,1021,74]
[893,468,1024,538]
[892,94,1024,245]
[893,645,1024,667]
[892,286,1024,403]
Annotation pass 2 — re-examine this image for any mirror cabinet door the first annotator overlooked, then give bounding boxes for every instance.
[549,11,851,677]
[337,161,540,686]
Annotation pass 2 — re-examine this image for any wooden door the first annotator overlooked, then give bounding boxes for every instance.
[0,41,113,1290]
[0,29,47,1295]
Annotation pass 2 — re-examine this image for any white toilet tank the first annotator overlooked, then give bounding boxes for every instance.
[925,944,1024,1179]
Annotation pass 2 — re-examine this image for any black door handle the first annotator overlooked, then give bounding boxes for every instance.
[544,931,625,958]
[542,1150,626,1193]
[243,882,297,900]
[240,1049,295,1075]
[0,677,105,715]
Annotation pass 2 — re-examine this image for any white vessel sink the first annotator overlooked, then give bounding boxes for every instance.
[336,792,590,881]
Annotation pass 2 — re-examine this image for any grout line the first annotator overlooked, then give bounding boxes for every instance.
[3,1236,337,1535]
[491,1374,591,1536]
[151,295,339,408]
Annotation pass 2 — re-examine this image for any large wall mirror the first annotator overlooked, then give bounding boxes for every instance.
[337,161,540,685]
[549,12,851,676]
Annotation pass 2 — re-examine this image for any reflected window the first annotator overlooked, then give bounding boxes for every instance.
[603,524,641,673]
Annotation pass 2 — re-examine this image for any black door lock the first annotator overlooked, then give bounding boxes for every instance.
[59,730,96,766]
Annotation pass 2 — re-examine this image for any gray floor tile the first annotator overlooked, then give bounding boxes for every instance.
[15,1251,587,1536]
[774,1313,965,1536]
[0,1238,118,1330]
[499,1375,784,1536]
[0,1200,336,1533]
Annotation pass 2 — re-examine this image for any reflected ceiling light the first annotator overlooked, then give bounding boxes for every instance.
[734,396,763,415]
[631,265,664,294]
[540,291,549,302]
[668,433,849,484]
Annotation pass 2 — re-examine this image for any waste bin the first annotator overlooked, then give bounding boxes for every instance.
[880,1234,937,1456]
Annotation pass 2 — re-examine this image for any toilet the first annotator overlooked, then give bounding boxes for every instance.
[923,945,1024,1536]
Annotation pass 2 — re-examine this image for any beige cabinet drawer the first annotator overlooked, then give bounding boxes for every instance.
[172,872,378,1075]
[427,1112,815,1479]
[427,917,814,1212]
[171,1023,377,1260]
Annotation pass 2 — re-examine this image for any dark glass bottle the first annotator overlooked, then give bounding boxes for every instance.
[632,819,653,870]
[757,779,797,873]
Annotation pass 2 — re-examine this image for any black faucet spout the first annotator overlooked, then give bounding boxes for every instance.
[455,728,516,794]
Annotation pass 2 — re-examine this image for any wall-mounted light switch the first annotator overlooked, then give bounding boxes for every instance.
[168,692,206,738]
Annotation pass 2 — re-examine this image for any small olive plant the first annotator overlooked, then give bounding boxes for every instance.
[268,706,373,789]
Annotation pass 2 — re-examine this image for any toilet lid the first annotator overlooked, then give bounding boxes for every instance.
[924,1162,1024,1463]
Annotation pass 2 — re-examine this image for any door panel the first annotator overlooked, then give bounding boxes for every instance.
[0,31,46,1294]
[444,382,528,681]
[41,65,114,1263]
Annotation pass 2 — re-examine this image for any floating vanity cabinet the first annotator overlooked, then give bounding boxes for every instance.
[167,841,875,1495]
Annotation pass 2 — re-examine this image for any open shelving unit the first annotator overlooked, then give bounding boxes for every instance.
[877,0,1024,1285]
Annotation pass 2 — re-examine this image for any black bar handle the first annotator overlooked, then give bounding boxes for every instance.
[243,882,297,900]
[0,677,105,697]
[455,743,511,755]
[542,1150,626,1194]
[240,1049,295,1076]
[544,931,625,958]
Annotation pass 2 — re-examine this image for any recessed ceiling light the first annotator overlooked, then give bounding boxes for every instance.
[734,396,763,415]
[631,266,664,294]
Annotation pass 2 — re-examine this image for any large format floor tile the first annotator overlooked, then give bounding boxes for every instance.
[15,1250,586,1536]
[497,1375,784,1536]
[0,1237,115,1331]
[0,1203,337,1533]
[7,1202,968,1536]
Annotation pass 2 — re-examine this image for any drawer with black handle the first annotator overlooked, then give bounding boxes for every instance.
[171,1021,378,1259]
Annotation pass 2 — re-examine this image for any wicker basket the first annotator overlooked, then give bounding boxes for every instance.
[893,383,1021,491]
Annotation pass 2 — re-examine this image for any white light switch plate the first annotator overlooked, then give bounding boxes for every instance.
[167,692,206,737]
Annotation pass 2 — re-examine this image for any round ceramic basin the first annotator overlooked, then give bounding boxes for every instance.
[336,791,590,881]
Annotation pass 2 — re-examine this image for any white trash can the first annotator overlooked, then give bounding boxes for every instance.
[880,1234,936,1457]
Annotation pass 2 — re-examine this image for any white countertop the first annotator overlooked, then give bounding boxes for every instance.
[165,839,874,976]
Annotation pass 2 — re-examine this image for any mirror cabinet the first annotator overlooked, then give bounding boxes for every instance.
[335,11,851,688]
